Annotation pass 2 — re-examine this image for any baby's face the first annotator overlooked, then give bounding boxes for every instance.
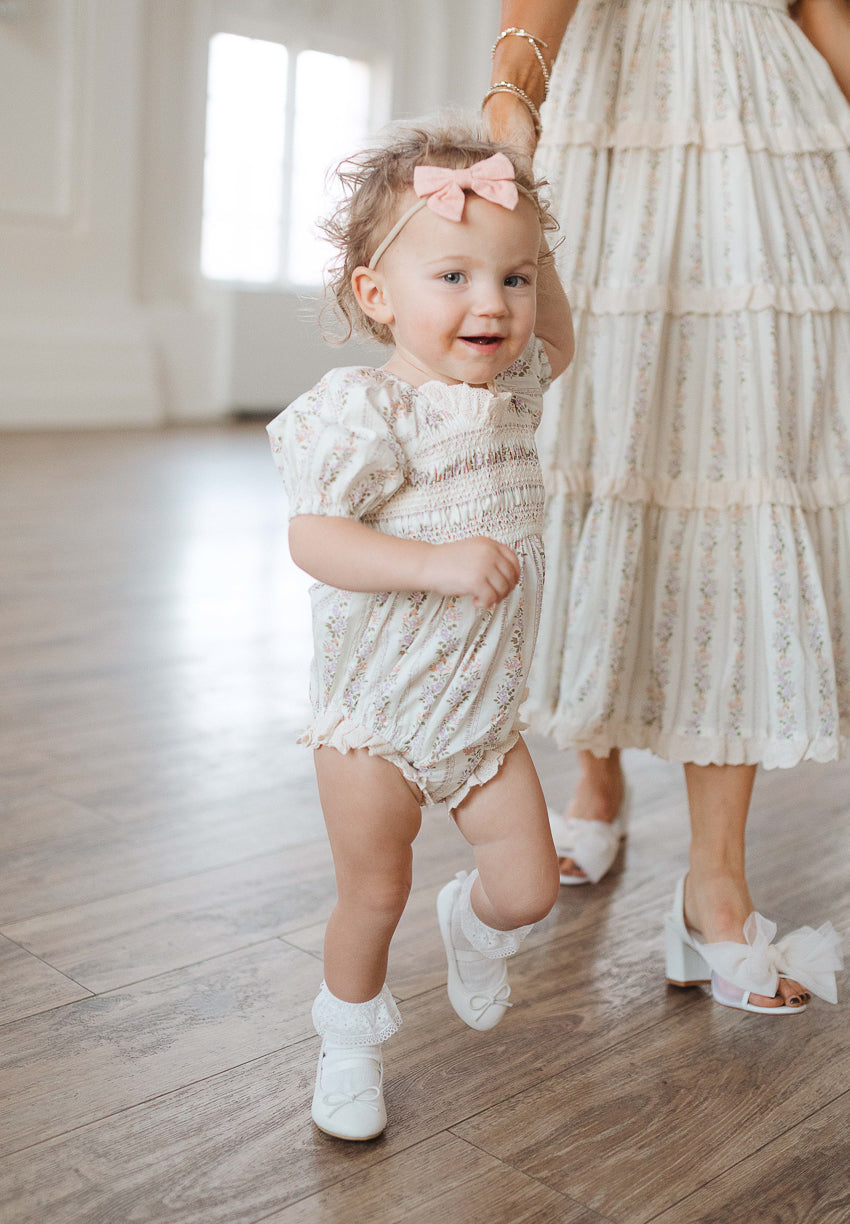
[378,193,540,388]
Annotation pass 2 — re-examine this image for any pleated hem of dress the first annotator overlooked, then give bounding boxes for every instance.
[523,712,849,770]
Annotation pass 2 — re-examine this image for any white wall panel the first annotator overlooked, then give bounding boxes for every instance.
[0,0,161,426]
[0,317,159,427]
[0,0,84,221]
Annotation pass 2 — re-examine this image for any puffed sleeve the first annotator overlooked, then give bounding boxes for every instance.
[266,368,406,519]
[493,335,552,429]
[495,334,552,396]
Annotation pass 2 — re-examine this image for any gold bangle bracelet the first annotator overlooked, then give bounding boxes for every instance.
[491,27,551,97]
[482,81,543,136]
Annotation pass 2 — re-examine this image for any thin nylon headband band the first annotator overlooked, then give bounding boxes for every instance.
[367,197,429,270]
[367,183,538,270]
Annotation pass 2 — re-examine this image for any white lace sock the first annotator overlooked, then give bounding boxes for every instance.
[311,980,401,1057]
[452,869,532,992]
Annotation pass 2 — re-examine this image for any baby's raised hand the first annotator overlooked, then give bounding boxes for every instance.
[424,536,521,608]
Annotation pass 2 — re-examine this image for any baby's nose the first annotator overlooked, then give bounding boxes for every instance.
[473,283,508,314]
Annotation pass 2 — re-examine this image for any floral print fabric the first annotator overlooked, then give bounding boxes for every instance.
[268,339,551,807]
[526,0,850,767]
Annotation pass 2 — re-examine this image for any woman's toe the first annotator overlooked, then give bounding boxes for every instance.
[748,991,785,1008]
[778,978,808,1007]
[558,855,586,879]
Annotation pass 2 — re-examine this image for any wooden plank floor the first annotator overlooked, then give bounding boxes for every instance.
[1,425,848,1224]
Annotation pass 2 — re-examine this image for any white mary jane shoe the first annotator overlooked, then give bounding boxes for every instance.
[665,875,842,1014]
[549,785,629,886]
[311,1041,386,1141]
[437,875,513,1032]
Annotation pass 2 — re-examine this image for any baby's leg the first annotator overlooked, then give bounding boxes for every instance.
[453,736,560,930]
[314,745,422,1003]
[310,747,420,1141]
[437,738,559,1032]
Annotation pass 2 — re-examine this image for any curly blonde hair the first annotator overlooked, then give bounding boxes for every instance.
[320,115,558,347]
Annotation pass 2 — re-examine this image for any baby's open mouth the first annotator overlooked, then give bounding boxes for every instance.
[461,335,502,346]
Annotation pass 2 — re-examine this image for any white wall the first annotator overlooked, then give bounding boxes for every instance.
[0,0,160,426]
[0,0,500,428]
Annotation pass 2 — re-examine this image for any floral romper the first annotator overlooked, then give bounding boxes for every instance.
[268,338,551,809]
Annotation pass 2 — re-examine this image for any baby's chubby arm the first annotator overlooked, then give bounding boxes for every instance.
[289,515,521,609]
[535,244,574,381]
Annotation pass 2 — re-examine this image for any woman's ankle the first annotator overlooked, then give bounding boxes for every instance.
[567,752,625,823]
[683,868,754,941]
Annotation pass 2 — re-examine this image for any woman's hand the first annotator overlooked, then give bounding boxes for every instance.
[482,90,539,164]
[422,536,522,608]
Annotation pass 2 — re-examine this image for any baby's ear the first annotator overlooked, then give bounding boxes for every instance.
[351,266,394,326]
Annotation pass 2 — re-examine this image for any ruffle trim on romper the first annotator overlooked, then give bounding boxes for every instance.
[297,716,436,803]
[311,981,402,1046]
[300,715,521,812]
[442,731,521,814]
[458,869,532,958]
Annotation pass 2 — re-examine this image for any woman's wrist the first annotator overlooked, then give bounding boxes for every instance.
[483,82,542,137]
[482,89,539,158]
[491,42,550,110]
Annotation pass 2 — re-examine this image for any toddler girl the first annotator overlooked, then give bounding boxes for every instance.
[268,118,574,1141]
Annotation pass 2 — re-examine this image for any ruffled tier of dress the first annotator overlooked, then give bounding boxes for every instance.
[526,0,850,766]
[531,495,850,766]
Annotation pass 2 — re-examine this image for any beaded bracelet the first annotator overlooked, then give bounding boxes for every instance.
[481,81,543,136]
[491,26,551,96]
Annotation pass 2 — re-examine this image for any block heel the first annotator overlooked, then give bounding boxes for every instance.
[664,916,710,986]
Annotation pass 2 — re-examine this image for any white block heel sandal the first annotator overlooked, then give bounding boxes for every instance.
[665,876,842,1014]
[548,785,630,886]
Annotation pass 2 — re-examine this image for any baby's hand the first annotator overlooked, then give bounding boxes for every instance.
[424,537,521,608]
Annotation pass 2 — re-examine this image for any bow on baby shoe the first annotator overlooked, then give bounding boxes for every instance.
[321,1085,383,1119]
[412,152,519,222]
[467,983,514,1024]
[706,912,843,1003]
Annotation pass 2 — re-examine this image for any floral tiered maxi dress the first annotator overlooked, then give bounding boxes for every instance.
[526,0,850,767]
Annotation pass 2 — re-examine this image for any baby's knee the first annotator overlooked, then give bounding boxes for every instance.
[491,872,559,930]
[345,875,411,927]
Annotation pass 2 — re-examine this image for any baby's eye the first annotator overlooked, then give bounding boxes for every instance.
[504,274,530,288]
[441,272,465,285]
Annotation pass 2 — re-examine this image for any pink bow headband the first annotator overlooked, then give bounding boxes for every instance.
[367,152,526,269]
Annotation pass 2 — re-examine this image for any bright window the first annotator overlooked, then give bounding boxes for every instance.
[201,33,375,287]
